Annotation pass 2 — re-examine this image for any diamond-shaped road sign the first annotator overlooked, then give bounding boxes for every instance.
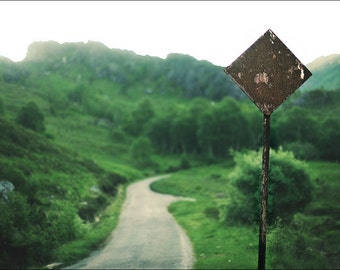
[224,29,312,115]
[224,29,312,270]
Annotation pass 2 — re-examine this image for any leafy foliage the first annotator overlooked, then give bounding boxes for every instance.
[197,97,251,157]
[16,101,45,133]
[226,149,313,225]
[0,117,128,268]
[319,116,340,161]
[268,215,334,269]
[99,172,127,196]
[123,98,155,136]
[129,136,154,167]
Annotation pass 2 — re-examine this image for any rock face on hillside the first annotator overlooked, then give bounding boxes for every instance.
[0,180,14,202]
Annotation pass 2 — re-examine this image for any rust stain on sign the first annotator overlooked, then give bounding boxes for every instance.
[224,29,312,115]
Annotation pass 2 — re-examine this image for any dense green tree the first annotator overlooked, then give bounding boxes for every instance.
[147,113,174,154]
[225,149,312,225]
[68,85,87,105]
[129,137,154,167]
[282,141,320,160]
[274,107,320,145]
[16,101,45,133]
[239,102,263,149]
[0,192,50,268]
[319,116,340,161]
[171,108,198,154]
[123,98,155,136]
[197,105,216,158]
[197,97,250,158]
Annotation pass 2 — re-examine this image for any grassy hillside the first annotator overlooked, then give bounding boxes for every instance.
[0,117,141,268]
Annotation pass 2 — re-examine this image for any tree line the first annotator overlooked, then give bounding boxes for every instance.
[8,86,340,165]
[111,92,340,164]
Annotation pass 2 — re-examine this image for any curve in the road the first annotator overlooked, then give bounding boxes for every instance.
[65,175,195,269]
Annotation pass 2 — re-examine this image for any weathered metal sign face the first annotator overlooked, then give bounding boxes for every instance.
[224,29,312,115]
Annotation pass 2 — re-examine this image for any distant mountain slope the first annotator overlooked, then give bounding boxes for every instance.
[20,41,243,101]
[1,41,339,101]
[299,54,340,91]
[22,42,340,94]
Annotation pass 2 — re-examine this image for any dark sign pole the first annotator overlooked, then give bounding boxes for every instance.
[224,29,312,270]
[258,113,270,270]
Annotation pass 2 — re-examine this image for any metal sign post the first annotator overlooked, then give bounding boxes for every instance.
[224,29,312,270]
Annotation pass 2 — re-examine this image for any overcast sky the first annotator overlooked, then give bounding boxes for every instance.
[1,1,339,66]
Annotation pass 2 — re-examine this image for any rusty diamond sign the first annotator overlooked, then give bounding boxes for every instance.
[224,29,312,115]
[224,29,312,270]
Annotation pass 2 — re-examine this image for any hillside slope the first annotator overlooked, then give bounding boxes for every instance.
[21,41,243,100]
[0,117,129,268]
[300,54,340,91]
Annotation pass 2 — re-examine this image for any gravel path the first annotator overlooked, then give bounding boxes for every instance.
[65,175,195,269]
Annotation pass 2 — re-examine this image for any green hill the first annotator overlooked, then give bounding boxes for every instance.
[21,40,243,101]
[0,117,135,268]
[299,54,340,91]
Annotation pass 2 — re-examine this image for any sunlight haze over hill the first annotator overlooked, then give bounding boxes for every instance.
[0,1,340,66]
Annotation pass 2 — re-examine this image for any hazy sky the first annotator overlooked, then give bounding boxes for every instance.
[1,1,339,66]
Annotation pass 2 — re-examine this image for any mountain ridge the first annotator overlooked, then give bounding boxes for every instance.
[20,41,340,93]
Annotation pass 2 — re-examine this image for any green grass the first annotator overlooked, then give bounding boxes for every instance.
[54,185,127,267]
[169,201,258,269]
[151,160,340,269]
[151,161,258,269]
[0,116,137,269]
[308,161,340,182]
[306,161,340,216]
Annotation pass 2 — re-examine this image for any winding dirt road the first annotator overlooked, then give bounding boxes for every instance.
[66,175,195,269]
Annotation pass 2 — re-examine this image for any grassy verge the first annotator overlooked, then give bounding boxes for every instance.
[151,160,340,269]
[169,200,258,269]
[51,162,144,268]
[52,184,127,268]
[151,161,258,269]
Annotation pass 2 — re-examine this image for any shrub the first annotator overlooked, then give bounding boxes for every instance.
[110,128,127,143]
[282,141,319,160]
[129,137,154,167]
[225,148,312,225]
[78,159,104,175]
[166,155,191,173]
[0,165,27,192]
[0,192,51,268]
[78,194,109,222]
[99,172,127,195]
[78,203,98,222]
[45,200,79,244]
[16,101,45,133]
[179,155,191,170]
[267,215,331,269]
[204,207,220,220]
